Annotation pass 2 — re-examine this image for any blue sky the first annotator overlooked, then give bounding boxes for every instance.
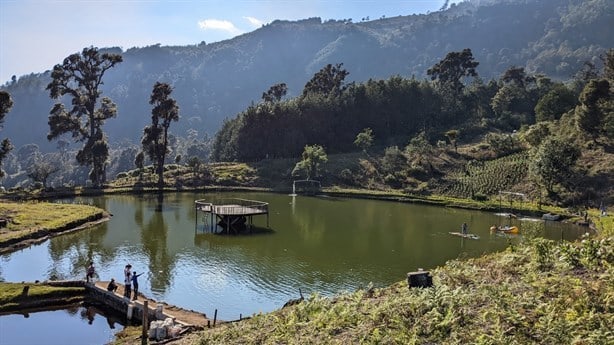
[0,0,462,84]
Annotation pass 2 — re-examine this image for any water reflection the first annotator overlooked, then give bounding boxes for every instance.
[0,304,126,345]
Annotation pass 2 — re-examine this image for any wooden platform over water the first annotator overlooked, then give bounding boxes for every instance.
[195,198,269,234]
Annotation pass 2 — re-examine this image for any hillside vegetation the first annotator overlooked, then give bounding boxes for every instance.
[1,0,612,150]
[0,1,612,195]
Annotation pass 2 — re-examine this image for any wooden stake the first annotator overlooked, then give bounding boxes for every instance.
[213,309,217,327]
[142,300,148,345]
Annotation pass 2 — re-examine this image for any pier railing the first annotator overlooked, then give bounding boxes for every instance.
[195,198,269,215]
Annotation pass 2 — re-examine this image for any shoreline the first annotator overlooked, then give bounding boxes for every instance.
[0,281,85,315]
[0,213,110,255]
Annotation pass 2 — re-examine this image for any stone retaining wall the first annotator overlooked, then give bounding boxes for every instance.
[84,283,179,325]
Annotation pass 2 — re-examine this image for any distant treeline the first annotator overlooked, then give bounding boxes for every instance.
[213,77,441,161]
[211,54,605,162]
[1,0,611,152]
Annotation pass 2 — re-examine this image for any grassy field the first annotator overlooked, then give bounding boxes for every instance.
[0,282,84,311]
[0,201,106,246]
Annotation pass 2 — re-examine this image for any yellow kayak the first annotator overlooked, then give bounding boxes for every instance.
[490,225,519,234]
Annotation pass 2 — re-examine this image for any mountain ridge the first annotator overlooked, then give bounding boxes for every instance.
[1,0,612,151]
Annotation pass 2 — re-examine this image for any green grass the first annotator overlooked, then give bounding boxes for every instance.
[593,213,614,237]
[0,201,105,245]
[0,282,84,310]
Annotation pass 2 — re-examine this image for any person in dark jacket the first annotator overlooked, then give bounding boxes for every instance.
[131,271,144,300]
[107,278,118,292]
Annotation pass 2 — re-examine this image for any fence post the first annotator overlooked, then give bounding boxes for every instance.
[142,300,148,345]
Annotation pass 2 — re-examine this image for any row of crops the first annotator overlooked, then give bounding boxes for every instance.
[443,152,530,198]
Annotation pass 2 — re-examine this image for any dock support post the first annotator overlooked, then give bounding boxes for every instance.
[142,300,148,345]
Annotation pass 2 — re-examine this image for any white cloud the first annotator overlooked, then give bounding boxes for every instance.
[197,19,241,34]
[243,16,265,28]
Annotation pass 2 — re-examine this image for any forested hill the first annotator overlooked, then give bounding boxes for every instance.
[1,0,612,150]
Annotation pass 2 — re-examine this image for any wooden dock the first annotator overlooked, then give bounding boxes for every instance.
[195,198,269,234]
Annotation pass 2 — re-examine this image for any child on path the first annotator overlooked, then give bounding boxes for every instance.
[107,278,118,292]
[86,262,96,283]
[131,271,144,300]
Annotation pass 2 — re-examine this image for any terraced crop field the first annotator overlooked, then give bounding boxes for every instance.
[444,152,529,198]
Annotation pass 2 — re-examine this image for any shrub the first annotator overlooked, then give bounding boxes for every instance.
[384,174,403,188]
[164,164,180,171]
[340,169,354,183]
[471,193,488,201]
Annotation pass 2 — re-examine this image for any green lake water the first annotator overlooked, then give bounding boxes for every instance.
[0,192,585,344]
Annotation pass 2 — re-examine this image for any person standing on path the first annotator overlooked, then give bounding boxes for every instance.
[123,264,132,297]
[131,271,144,300]
[124,270,132,299]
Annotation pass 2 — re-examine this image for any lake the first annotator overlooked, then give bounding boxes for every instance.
[0,192,585,344]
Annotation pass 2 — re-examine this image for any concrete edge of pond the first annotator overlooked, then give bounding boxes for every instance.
[1,280,215,328]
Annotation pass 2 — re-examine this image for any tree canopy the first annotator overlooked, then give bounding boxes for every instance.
[575,79,611,139]
[427,48,479,93]
[530,137,581,194]
[354,128,374,153]
[46,46,123,187]
[262,83,288,103]
[292,144,328,180]
[141,82,180,189]
[302,63,349,97]
[0,91,14,178]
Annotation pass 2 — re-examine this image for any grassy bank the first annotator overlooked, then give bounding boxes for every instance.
[0,201,107,252]
[0,282,84,312]
[172,230,613,344]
